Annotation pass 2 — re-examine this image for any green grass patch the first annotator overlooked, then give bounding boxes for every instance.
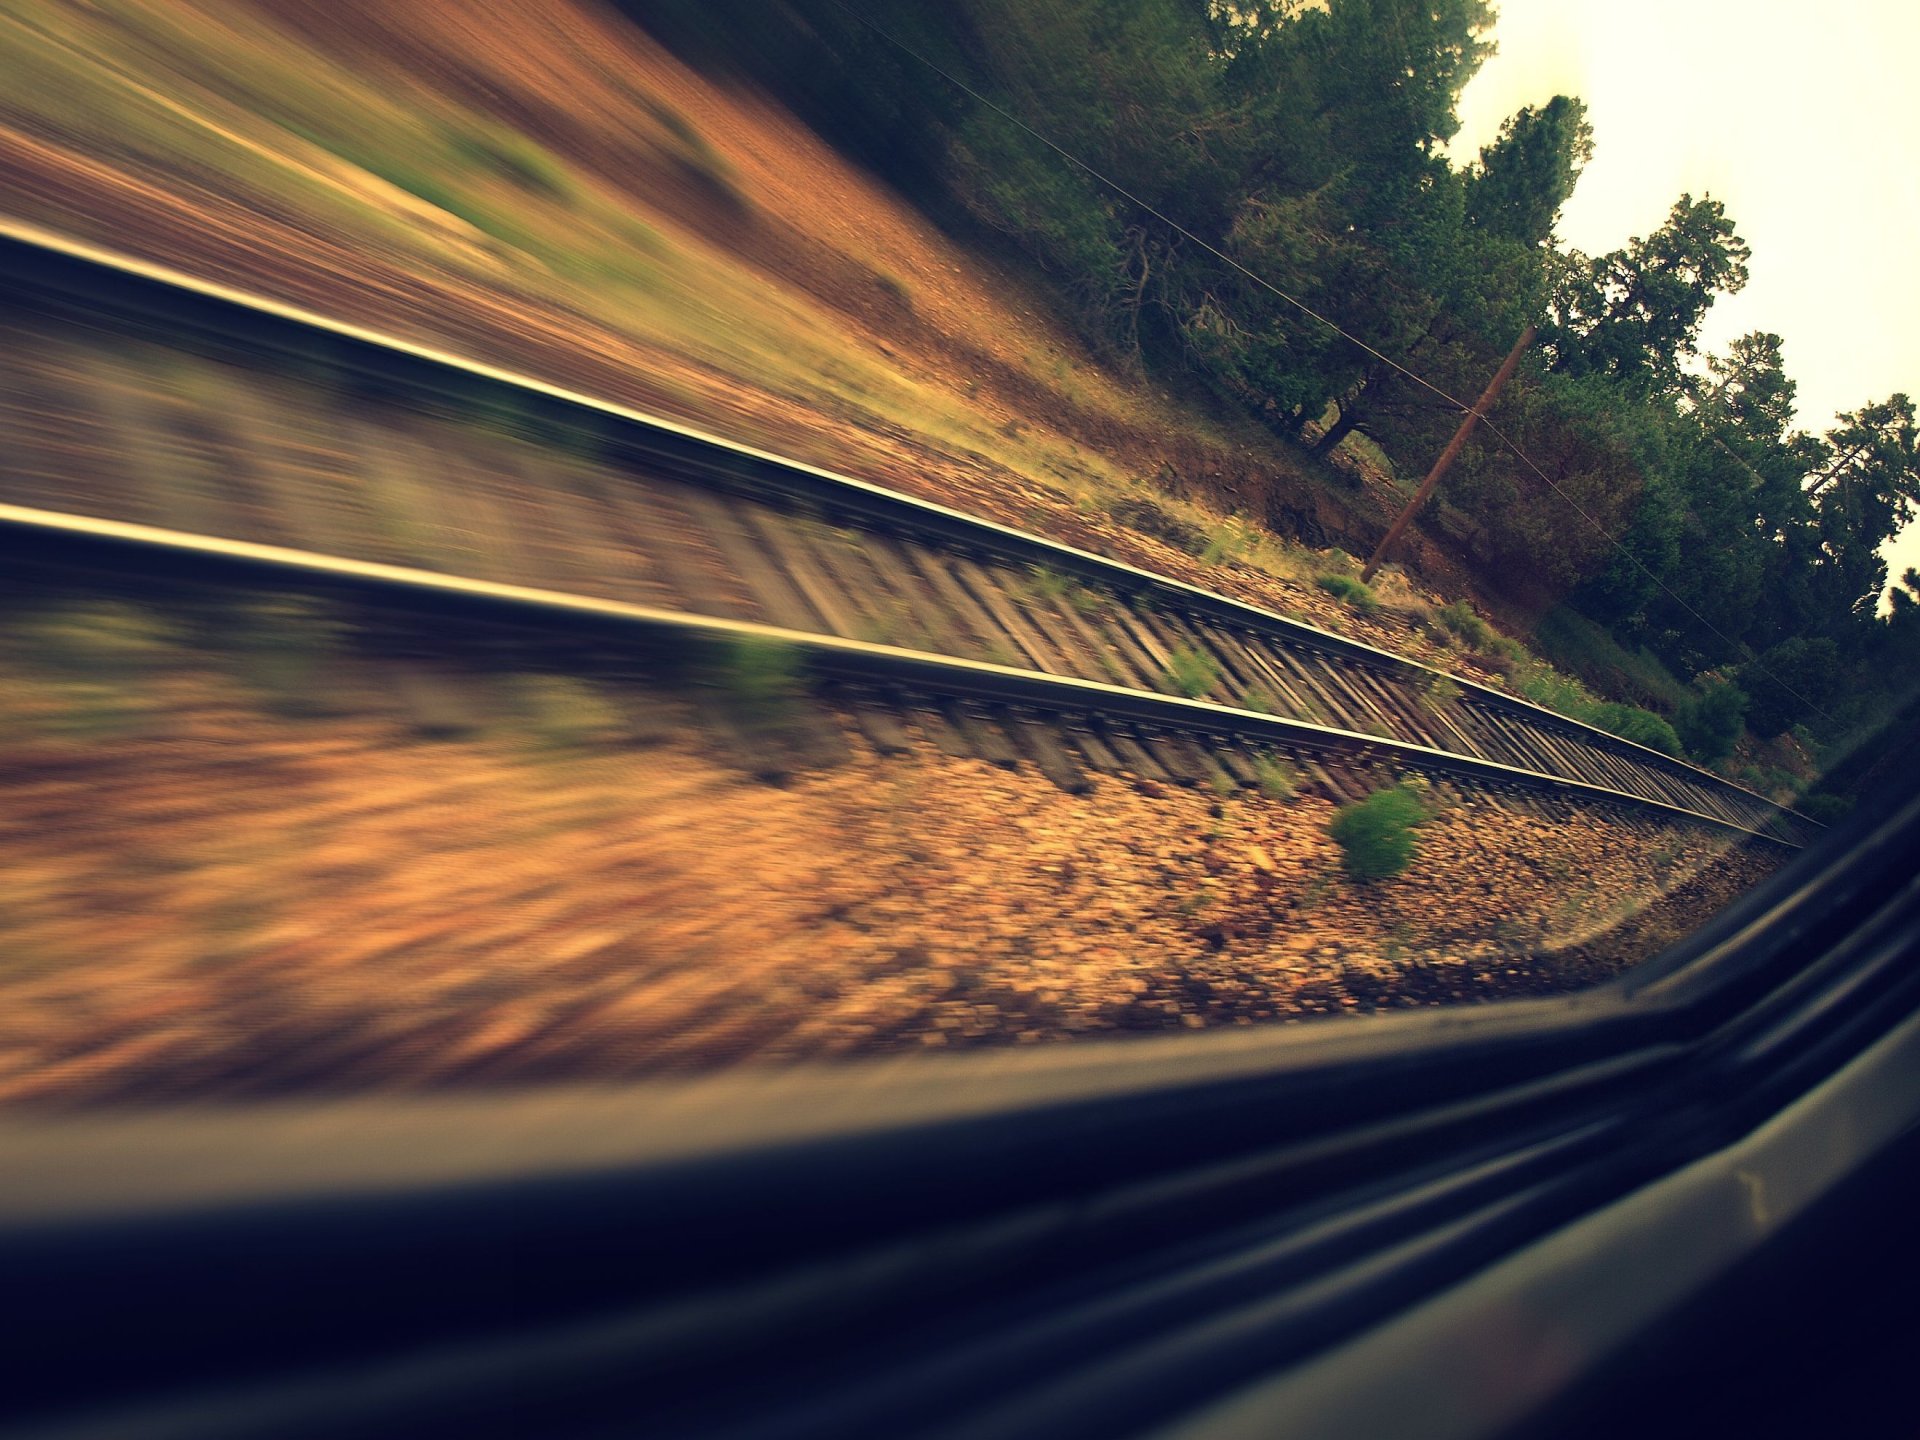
[1532,605,1689,711]
[1315,574,1378,614]
[1164,645,1220,699]
[1328,781,1430,881]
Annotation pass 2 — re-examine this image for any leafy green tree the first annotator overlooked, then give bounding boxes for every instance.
[1544,194,1751,396]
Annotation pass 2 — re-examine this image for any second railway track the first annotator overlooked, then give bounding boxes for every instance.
[0,218,1814,847]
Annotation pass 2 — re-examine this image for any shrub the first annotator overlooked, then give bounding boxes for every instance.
[1315,574,1378,613]
[1590,701,1683,757]
[1164,645,1219,699]
[1328,782,1428,880]
[1740,636,1841,738]
[1435,599,1493,650]
[1799,792,1852,824]
[1436,600,1524,665]
[1674,679,1747,765]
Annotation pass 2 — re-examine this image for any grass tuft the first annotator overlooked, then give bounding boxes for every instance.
[1253,753,1298,799]
[1315,574,1378,614]
[1164,645,1220,699]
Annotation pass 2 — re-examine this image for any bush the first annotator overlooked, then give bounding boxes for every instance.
[1435,600,1524,665]
[1799,792,1853,824]
[1435,599,1493,650]
[1328,782,1428,880]
[1589,701,1683,757]
[1674,679,1747,765]
[1315,574,1378,613]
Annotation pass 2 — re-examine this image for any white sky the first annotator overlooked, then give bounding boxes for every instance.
[1445,0,1920,583]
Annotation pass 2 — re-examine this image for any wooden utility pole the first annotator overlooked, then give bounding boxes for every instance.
[1359,324,1535,584]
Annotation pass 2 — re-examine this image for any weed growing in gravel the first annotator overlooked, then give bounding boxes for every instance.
[16,599,179,678]
[1022,566,1073,603]
[1421,673,1462,710]
[9,599,181,739]
[1253,754,1298,799]
[1164,646,1220,699]
[1328,781,1431,880]
[227,595,347,716]
[1315,574,1379,614]
[1200,519,1251,566]
[1066,583,1109,618]
[1241,688,1276,714]
[983,640,1023,670]
[1209,770,1238,799]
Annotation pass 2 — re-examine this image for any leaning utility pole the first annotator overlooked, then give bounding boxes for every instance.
[1359,324,1535,584]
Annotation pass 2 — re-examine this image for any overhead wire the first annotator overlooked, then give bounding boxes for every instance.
[827,0,1836,728]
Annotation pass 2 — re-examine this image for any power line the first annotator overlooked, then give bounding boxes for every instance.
[826,0,1479,419]
[827,0,1835,726]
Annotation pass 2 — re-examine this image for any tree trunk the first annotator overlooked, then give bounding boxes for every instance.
[1312,403,1365,456]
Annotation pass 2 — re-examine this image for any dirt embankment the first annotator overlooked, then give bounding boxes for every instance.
[0,0,1448,592]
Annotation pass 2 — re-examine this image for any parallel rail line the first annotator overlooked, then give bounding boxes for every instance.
[1,500,1805,848]
[0,218,1813,846]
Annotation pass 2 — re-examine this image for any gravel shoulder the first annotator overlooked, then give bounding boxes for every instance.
[0,638,1778,1108]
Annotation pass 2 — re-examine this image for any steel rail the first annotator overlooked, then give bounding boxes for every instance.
[0,499,1801,847]
[0,217,1811,831]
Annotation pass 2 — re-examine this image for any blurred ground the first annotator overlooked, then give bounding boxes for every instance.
[0,606,1775,1108]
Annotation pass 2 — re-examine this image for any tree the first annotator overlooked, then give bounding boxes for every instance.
[1466,95,1593,247]
[1741,636,1841,738]
[1544,194,1751,396]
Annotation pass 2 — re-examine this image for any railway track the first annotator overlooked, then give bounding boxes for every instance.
[0,218,1814,847]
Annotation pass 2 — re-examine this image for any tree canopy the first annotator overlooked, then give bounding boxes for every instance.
[638,0,1920,745]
